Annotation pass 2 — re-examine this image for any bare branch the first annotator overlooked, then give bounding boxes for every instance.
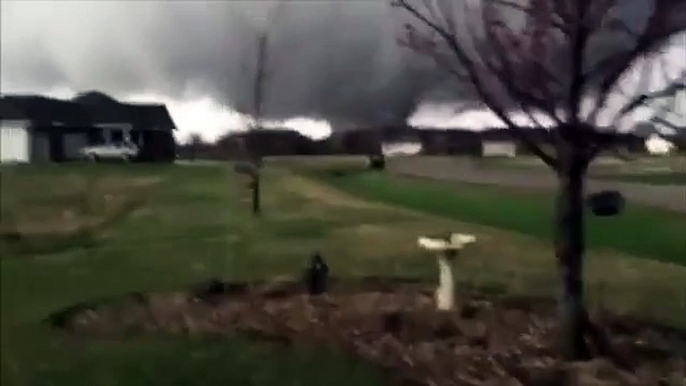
[604,17,640,38]
[420,0,440,23]
[396,29,470,82]
[594,65,684,158]
[489,0,569,34]
[658,54,677,85]
[478,12,563,127]
[253,33,268,121]
[652,115,686,130]
[585,130,620,161]
[617,70,686,117]
[587,0,620,33]
[566,0,593,122]
[393,0,475,69]
[586,1,686,124]
[552,0,574,25]
[393,0,559,169]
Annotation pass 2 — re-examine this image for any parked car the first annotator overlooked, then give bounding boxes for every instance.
[80,142,139,162]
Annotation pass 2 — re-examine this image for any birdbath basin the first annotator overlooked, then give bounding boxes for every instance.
[418,233,477,311]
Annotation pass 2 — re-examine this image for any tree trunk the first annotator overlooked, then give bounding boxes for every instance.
[252,172,261,215]
[555,152,589,360]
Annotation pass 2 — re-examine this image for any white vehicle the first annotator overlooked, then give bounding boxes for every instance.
[80,142,139,162]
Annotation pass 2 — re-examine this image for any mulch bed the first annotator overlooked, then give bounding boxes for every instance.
[51,277,686,386]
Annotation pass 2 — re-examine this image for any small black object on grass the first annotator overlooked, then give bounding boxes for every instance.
[305,252,329,295]
[587,191,625,217]
[0,231,22,243]
[367,154,386,170]
[192,278,225,301]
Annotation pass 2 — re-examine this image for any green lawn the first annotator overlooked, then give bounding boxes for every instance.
[2,162,686,386]
[0,164,387,386]
[307,168,686,266]
[592,172,686,185]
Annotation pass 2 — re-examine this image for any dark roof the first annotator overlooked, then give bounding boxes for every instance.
[221,128,311,141]
[0,92,176,130]
[0,97,25,120]
[72,91,120,105]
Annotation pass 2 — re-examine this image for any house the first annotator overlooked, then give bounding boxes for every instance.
[645,134,676,155]
[375,126,423,157]
[328,127,383,155]
[478,128,552,157]
[175,128,331,161]
[632,122,677,155]
[0,91,177,163]
[381,141,423,156]
[415,128,481,155]
[481,141,517,157]
[211,128,320,159]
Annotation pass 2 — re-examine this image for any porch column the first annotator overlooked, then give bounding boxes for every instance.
[103,128,112,144]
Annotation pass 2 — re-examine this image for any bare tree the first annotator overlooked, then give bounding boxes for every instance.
[188,133,204,160]
[240,2,286,215]
[623,43,686,150]
[392,0,686,360]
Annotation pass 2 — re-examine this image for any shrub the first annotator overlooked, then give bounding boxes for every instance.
[367,154,386,170]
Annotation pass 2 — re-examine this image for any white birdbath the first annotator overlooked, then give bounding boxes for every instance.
[418,233,477,311]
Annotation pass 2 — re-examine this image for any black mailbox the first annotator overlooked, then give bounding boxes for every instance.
[367,155,385,170]
[587,191,625,216]
[304,252,329,295]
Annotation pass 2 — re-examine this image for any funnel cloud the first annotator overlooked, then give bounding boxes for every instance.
[1,0,681,138]
[1,1,448,131]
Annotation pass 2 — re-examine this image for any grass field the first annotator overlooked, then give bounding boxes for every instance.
[592,171,686,185]
[1,164,388,386]
[2,161,686,385]
[306,166,686,266]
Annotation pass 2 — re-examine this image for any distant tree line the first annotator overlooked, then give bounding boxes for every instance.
[177,125,677,161]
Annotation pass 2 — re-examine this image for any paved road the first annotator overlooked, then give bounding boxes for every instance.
[389,157,686,213]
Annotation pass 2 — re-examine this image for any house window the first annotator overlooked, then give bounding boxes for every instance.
[130,131,144,146]
[111,129,124,144]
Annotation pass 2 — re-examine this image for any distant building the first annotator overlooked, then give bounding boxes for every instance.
[381,141,423,157]
[213,128,319,159]
[479,128,540,157]
[481,141,517,157]
[0,91,176,163]
[645,134,676,155]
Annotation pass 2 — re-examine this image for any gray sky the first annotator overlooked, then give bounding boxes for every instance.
[1,0,683,140]
[1,0,440,130]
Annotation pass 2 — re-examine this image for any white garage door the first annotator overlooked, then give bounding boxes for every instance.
[0,125,30,163]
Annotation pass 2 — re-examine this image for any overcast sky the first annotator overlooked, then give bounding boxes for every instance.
[1,0,684,142]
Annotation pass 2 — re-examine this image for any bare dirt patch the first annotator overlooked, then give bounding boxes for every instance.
[0,179,157,255]
[52,278,685,386]
[280,174,378,209]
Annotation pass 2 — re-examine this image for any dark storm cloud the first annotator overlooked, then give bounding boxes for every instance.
[1,0,439,128]
[0,0,662,129]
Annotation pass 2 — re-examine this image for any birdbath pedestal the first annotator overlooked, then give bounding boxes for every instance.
[417,233,477,311]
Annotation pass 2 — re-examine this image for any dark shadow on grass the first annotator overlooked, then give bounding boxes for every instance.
[0,194,150,257]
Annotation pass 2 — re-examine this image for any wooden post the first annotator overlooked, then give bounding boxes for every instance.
[252,173,260,215]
